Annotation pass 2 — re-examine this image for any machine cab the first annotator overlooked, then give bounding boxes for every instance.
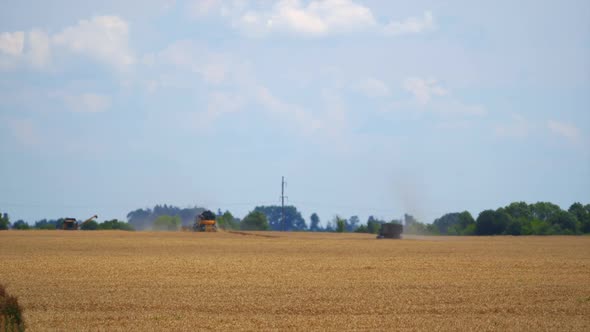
[63,218,78,230]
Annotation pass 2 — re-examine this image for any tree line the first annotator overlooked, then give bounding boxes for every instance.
[0,214,134,231]
[447,201,590,236]
[2,201,589,235]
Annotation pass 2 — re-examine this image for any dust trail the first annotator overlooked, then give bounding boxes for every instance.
[391,170,432,223]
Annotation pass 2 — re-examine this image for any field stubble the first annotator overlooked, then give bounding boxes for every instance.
[0,231,589,331]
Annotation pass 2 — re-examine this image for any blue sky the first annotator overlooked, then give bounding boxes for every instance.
[1,0,589,225]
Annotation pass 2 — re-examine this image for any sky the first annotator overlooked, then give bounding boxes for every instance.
[1,0,589,226]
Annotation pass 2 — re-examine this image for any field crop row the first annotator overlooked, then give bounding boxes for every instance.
[0,231,589,330]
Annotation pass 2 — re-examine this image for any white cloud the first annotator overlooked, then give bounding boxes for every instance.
[384,11,435,36]
[266,0,376,35]
[188,0,223,17]
[27,29,51,68]
[145,40,235,88]
[0,31,25,69]
[394,77,486,117]
[145,39,350,136]
[1,16,135,71]
[547,120,581,143]
[357,78,390,98]
[0,30,52,70]
[52,16,135,70]
[495,114,530,138]
[144,39,322,132]
[61,93,112,113]
[0,31,25,56]
[189,1,437,38]
[403,77,447,105]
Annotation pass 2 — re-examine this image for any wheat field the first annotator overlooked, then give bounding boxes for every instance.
[0,231,589,331]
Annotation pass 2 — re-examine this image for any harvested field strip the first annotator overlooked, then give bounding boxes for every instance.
[226,230,280,238]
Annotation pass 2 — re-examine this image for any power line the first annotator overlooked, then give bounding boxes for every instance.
[280,176,287,231]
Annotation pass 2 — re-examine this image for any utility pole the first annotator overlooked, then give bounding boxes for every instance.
[281,176,286,231]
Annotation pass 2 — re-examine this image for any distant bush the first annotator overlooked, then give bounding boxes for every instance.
[240,211,269,231]
[0,284,25,332]
[11,221,30,230]
[0,213,10,230]
[80,220,99,230]
[153,215,181,231]
[366,218,383,234]
[216,212,239,230]
[37,223,56,230]
[98,219,134,231]
[354,225,368,233]
[461,223,476,235]
[335,217,345,233]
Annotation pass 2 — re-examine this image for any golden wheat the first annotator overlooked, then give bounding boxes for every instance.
[0,231,589,331]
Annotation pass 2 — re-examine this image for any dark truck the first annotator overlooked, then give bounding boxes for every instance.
[377,223,403,239]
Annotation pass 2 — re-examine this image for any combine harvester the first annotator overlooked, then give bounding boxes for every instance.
[62,215,98,230]
[376,223,403,239]
[193,210,217,232]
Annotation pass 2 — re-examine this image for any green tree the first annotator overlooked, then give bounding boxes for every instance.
[217,211,239,230]
[55,218,65,229]
[39,223,56,230]
[153,215,181,231]
[346,216,360,232]
[81,220,99,230]
[366,216,383,234]
[568,202,590,233]
[309,213,321,232]
[461,223,476,235]
[445,211,477,235]
[530,202,561,222]
[111,219,134,230]
[118,221,134,230]
[476,209,510,235]
[458,211,475,229]
[354,224,369,233]
[254,205,306,231]
[528,219,549,235]
[548,210,578,233]
[504,218,522,235]
[36,220,58,230]
[241,211,269,231]
[504,201,532,220]
[12,220,30,230]
[335,216,346,233]
[325,220,335,232]
[433,213,461,234]
[0,212,9,230]
[98,220,114,230]
[423,223,438,235]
